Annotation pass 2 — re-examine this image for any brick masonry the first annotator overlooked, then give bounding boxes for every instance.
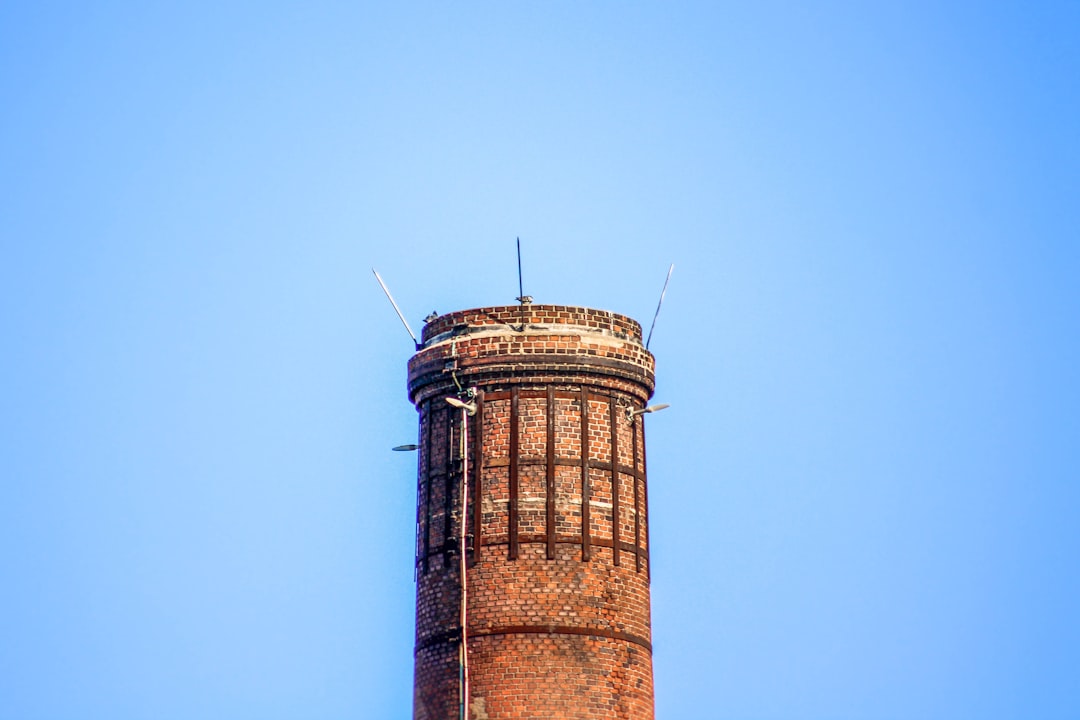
[408,305,658,720]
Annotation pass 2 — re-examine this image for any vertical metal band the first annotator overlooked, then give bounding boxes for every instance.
[609,395,620,567]
[423,399,433,574]
[632,415,641,573]
[580,387,591,562]
[508,386,520,561]
[640,419,650,582]
[443,409,454,568]
[472,392,484,562]
[546,386,556,560]
[415,413,424,579]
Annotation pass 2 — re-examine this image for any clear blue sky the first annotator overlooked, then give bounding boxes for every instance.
[2,3,1077,718]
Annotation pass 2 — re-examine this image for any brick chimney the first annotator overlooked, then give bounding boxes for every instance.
[408,305,658,720]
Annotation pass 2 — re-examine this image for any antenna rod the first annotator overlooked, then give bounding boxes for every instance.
[645,263,674,350]
[372,268,421,348]
[516,237,525,304]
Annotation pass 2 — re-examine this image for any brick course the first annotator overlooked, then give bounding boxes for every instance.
[408,305,658,720]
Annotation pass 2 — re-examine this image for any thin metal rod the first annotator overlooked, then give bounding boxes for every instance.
[645,263,674,350]
[516,237,524,303]
[372,268,420,347]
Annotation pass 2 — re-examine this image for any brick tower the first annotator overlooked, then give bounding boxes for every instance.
[407,304,658,720]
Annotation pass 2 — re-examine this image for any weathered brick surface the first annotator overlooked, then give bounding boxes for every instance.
[408,305,658,720]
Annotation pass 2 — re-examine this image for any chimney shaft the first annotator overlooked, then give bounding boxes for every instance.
[408,305,658,720]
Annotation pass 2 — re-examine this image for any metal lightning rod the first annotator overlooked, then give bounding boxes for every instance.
[645,263,674,351]
[372,268,421,349]
[515,237,531,305]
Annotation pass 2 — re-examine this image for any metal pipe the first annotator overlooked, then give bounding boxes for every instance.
[458,405,471,720]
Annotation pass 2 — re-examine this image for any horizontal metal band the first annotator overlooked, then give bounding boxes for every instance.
[481,389,615,403]
[408,354,654,401]
[416,536,648,571]
[415,624,652,654]
[414,627,459,651]
[483,455,640,477]
[480,535,645,556]
[421,321,642,348]
[458,353,650,377]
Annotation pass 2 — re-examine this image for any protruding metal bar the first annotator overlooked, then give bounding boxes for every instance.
[580,387,591,562]
[546,386,556,560]
[508,387,520,561]
[645,263,674,350]
[609,396,620,567]
[472,393,484,562]
[372,268,420,348]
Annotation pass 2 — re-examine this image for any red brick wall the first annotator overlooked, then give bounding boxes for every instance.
[408,306,657,720]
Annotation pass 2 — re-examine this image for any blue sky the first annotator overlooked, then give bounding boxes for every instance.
[2,3,1078,718]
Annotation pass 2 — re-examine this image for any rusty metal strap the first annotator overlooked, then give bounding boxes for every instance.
[477,535,646,560]
[483,456,637,475]
[408,355,655,398]
[415,624,652,654]
[482,388,619,403]
[414,627,460,652]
